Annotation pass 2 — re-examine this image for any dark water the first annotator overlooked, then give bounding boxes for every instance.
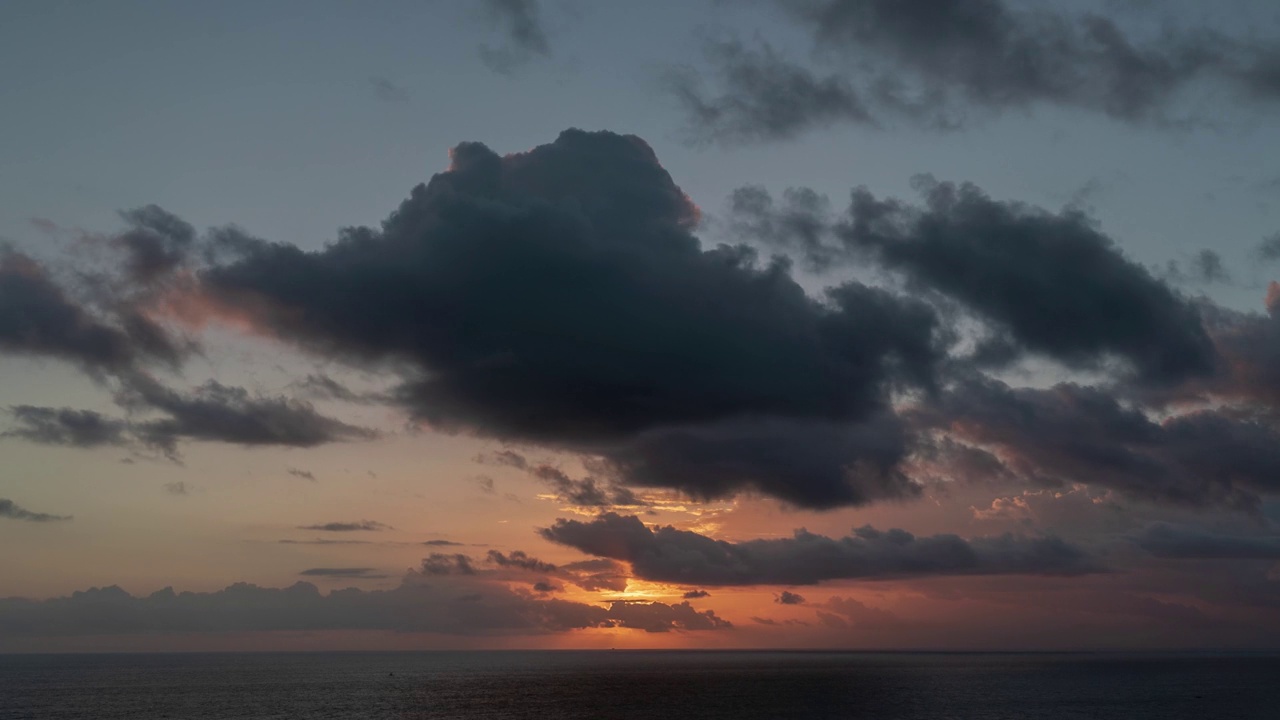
[2,651,1277,719]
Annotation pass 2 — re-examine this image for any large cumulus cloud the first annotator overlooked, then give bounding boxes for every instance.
[8,126,1279,514]
[199,129,947,508]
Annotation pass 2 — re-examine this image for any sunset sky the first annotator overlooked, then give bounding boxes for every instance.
[3,0,1280,652]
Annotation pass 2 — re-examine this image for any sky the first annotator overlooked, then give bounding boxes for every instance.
[2,0,1280,652]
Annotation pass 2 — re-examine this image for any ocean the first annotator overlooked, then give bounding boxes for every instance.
[1,651,1277,719]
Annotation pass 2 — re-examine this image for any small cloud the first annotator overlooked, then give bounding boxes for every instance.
[421,553,476,575]
[287,468,317,482]
[277,539,371,545]
[164,482,189,496]
[682,589,711,599]
[487,550,556,573]
[776,590,806,605]
[1163,250,1232,285]
[28,217,60,234]
[369,77,409,103]
[297,520,392,532]
[423,539,465,547]
[477,0,550,74]
[0,498,71,523]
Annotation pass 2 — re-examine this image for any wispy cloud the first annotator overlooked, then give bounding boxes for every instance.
[368,77,409,104]
[297,520,393,532]
[0,498,71,523]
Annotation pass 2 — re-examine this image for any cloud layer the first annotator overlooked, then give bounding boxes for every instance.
[4,127,1280,518]
[675,0,1280,141]
[541,513,1098,586]
[0,555,731,637]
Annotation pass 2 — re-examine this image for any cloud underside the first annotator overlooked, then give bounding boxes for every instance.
[541,513,1099,586]
[673,0,1280,142]
[1,127,1279,511]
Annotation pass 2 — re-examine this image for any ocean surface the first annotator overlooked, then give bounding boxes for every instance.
[1,650,1277,719]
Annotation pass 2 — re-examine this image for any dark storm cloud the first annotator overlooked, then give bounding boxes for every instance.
[677,0,1280,141]
[541,513,1098,586]
[299,568,388,579]
[200,128,948,508]
[0,247,182,373]
[667,39,873,143]
[1131,523,1280,559]
[914,376,1280,510]
[297,520,392,532]
[0,498,71,523]
[0,574,731,638]
[2,406,129,448]
[478,0,550,73]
